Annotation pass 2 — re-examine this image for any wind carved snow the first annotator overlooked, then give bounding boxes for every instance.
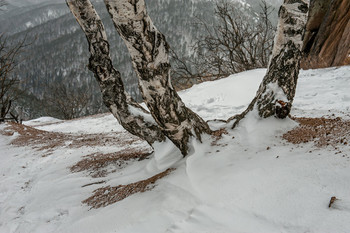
[104,0,211,155]
[230,0,309,128]
[66,0,165,146]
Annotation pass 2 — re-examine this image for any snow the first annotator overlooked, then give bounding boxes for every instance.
[25,21,33,28]
[294,67,350,118]
[127,105,157,125]
[147,139,183,171]
[179,69,265,121]
[24,116,63,126]
[29,113,124,134]
[1,66,350,232]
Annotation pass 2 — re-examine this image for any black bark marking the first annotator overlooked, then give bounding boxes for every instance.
[275,100,291,119]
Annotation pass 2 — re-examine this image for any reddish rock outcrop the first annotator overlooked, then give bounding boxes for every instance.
[301,0,350,69]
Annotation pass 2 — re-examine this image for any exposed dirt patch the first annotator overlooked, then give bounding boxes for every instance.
[71,149,153,178]
[82,168,174,209]
[211,128,229,146]
[0,122,67,151]
[283,117,350,147]
[0,122,143,154]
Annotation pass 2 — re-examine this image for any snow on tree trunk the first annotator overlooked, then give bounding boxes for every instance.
[103,0,211,155]
[66,0,165,146]
[230,0,309,128]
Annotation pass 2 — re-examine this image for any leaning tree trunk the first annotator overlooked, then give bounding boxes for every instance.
[104,0,211,155]
[66,0,165,146]
[230,0,309,128]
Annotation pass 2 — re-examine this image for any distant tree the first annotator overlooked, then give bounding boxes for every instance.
[44,83,91,120]
[67,0,309,156]
[0,35,27,122]
[0,0,6,8]
[171,0,276,84]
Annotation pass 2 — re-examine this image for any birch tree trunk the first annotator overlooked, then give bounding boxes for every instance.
[230,0,309,128]
[103,0,211,155]
[66,0,165,146]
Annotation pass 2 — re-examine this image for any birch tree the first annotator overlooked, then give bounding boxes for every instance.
[67,0,309,155]
[66,0,212,156]
[66,0,166,147]
[103,0,212,155]
[230,0,309,128]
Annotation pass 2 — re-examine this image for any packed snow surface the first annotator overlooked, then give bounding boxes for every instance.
[1,66,350,233]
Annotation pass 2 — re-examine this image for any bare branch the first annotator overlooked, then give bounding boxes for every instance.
[44,83,91,120]
[173,0,276,82]
[0,34,29,121]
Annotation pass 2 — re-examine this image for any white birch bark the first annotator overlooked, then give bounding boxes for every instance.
[103,0,211,155]
[230,0,309,128]
[66,0,165,145]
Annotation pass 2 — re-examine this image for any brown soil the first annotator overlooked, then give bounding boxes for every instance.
[82,168,174,209]
[0,122,142,154]
[211,128,228,146]
[71,149,152,178]
[283,117,350,147]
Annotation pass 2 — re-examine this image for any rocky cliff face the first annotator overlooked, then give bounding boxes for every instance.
[301,0,350,69]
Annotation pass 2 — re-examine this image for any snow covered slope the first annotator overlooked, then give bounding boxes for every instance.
[0,66,350,233]
[180,67,350,120]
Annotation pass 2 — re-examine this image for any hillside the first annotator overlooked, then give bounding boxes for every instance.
[1,66,350,232]
[0,0,282,119]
